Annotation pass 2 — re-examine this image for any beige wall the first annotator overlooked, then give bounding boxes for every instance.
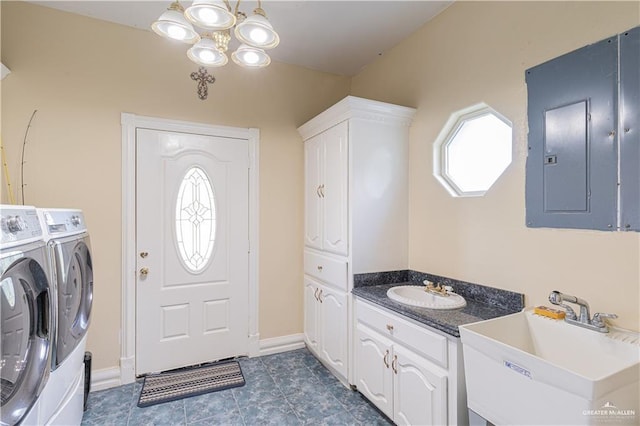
[1,1,350,370]
[352,1,640,331]
[3,0,640,375]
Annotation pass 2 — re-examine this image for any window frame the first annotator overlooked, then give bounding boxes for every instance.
[433,103,513,197]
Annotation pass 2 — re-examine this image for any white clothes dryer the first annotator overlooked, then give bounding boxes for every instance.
[37,208,93,426]
[0,205,54,426]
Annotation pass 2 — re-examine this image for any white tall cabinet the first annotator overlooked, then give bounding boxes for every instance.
[304,121,349,256]
[298,96,416,385]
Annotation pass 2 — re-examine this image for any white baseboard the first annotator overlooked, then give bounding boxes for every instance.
[120,356,136,385]
[90,334,305,391]
[90,366,121,392]
[258,333,305,356]
[248,332,260,357]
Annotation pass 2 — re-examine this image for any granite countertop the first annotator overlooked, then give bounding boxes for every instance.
[353,282,521,338]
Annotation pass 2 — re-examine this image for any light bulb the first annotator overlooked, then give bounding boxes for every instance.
[249,28,268,44]
[167,25,187,40]
[243,51,260,64]
[196,8,219,24]
[198,49,216,63]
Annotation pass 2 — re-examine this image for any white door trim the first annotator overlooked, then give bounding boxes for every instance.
[120,113,260,384]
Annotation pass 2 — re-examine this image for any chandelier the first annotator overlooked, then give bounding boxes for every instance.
[152,0,280,68]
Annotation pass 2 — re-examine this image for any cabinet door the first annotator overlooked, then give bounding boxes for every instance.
[393,344,448,426]
[303,277,320,352]
[355,323,393,418]
[319,285,348,378]
[321,121,349,256]
[304,134,323,250]
[525,35,618,230]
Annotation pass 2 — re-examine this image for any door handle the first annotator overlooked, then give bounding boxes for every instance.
[140,267,149,276]
[318,289,323,303]
[383,349,390,368]
[314,288,319,301]
[319,184,325,198]
[392,355,398,374]
[316,185,322,198]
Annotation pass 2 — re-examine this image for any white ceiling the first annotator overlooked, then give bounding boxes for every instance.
[28,1,453,76]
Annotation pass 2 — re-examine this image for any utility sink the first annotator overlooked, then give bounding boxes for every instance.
[460,309,640,425]
[387,285,466,309]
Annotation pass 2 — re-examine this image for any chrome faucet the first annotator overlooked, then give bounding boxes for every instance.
[548,291,617,333]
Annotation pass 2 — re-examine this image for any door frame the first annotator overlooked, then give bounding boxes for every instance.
[120,113,260,384]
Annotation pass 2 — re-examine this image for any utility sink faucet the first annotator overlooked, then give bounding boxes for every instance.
[548,291,617,333]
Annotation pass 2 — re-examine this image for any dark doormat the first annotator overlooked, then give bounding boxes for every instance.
[137,360,245,408]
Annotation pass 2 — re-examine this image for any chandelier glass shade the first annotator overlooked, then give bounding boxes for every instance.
[151,3,200,44]
[187,33,229,67]
[185,0,236,30]
[234,8,279,49]
[232,43,271,67]
[153,0,279,69]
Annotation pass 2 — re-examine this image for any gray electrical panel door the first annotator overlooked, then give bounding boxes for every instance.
[526,36,618,230]
[619,27,640,231]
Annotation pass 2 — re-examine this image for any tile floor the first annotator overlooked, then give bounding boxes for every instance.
[82,347,393,425]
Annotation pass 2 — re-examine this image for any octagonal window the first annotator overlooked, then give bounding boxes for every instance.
[434,103,512,197]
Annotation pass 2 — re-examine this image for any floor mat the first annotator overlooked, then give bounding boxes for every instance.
[137,360,245,408]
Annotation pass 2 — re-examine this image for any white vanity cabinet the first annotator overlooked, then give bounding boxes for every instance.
[355,299,468,426]
[298,96,415,385]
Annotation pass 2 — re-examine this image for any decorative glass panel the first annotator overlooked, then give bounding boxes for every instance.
[175,167,216,272]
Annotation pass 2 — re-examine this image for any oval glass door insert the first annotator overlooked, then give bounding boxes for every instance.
[175,166,217,272]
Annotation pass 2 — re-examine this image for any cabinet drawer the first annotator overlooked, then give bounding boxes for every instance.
[304,251,348,290]
[356,300,448,368]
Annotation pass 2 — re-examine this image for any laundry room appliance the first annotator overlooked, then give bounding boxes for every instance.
[1,205,54,426]
[37,208,93,425]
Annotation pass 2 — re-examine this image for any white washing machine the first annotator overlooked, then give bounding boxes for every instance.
[0,205,54,426]
[37,208,93,426]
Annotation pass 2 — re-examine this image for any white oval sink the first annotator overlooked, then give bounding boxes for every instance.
[387,285,467,310]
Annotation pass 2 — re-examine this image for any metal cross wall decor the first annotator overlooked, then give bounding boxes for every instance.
[190,67,216,100]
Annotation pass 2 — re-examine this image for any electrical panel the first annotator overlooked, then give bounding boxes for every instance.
[525,27,639,231]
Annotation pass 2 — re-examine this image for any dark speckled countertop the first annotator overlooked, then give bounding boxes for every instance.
[352,271,525,338]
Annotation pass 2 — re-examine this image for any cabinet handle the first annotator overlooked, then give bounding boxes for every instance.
[314,288,319,301]
[383,349,390,368]
[386,324,394,332]
[318,289,323,303]
[317,265,323,271]
[316,185,322,198]
[320,184,325,198]
[392,355,398,374]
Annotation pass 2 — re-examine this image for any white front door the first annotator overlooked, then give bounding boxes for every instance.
[135,128,249,375]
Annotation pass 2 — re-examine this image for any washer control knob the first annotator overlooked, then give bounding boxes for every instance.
[70,215,81,226]
[5,215,27,233]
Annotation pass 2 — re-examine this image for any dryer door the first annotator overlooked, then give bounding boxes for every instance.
[0,255,52,425]
[52,235,93,368]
